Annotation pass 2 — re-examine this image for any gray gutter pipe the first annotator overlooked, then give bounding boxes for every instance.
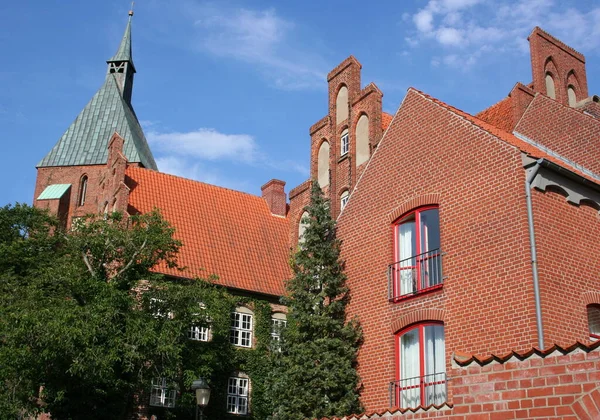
[525,158,545,349]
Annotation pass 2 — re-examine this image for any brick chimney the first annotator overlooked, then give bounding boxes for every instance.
[261,179,287,217]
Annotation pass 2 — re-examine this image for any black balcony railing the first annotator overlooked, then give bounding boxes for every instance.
[389,372,447,409]
[388,248,443,301]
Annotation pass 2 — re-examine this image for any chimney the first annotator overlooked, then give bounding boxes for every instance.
[261,179,287,217]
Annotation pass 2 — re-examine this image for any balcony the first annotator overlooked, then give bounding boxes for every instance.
[389,372,447,409]
[388,248,443,301]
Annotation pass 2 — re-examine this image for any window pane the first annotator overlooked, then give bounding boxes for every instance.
[588,305,600,337]
[420,209,440,252]
[424,325,446,406]
[400,328,420,408]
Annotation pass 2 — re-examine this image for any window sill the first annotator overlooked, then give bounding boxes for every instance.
[338,153,349,163]
[390,284,443,304]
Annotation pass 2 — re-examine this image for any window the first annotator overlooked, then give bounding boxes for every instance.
[340,129,349,156]
[392,323,446,409]
[271,313,287,343]
[227,375,249,414]
[149,377,176,408]
[390,207,442,300]
[588,305,600,340]
[230,308,253,348]
[78,175,88,206]
[189,302,210,341]
[340,190,349,211]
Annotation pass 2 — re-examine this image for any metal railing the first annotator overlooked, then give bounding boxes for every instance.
[389,372,447,409]
[388,248,443,300]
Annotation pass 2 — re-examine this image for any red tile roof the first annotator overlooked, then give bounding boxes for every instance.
[412,89,600,185]
[475,96,515,132]
[126,166,291,296]
[381,112,393,131]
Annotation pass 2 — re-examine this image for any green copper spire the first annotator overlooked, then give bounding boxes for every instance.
[107,10,134,67]
[37,7,157,170]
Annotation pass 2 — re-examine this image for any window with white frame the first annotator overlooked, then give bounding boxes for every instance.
[340,190,349,211]
[188,302,210,341]
[230,308,253,348]
[227,375,249,414]
[271,313,287,342]
[588,304,600,341]
[149,377,176,408]
[340,129,349,156]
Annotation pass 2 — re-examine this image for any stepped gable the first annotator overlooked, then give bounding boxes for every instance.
[126,166,291,296]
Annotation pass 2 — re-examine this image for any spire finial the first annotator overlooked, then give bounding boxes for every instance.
[128,1,134,18]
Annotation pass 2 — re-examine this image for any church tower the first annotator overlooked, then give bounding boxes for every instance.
[34,10,157,227]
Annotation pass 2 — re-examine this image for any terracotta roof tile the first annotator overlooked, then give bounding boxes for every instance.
[412,88,600,185]
[126,166,291,296]
[476,96,515,132]
[381,112,393,131]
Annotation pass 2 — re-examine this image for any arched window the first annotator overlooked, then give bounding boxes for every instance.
[336,86,349,124]
[568,85,577,107]
[340,190,349,211]
[340,128,349,156]
[393,323,446,409]
[230,306,254,348]
[588,304,600,340]
[298,211,309,244]
[391,207,442,299]
[227,373,250,414]
[78,175,88,206]
[545,73,556,99]
[356,114,370,166]
[317,141,330,188]
[271,312,287,342]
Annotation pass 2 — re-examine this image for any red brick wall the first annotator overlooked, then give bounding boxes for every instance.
[261,179,287,217]
[529,27,588,106]
[288,180,311,246]
[327,344,600,420]
[307,57,384,222]
[514,94,600,175]
[531,188,600,346]
[337,88,539,410]
[34,134,133,227]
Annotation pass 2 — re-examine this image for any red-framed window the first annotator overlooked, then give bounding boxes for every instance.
[588,304,600,340]
[390,206,442,300]
[392,323,446,409]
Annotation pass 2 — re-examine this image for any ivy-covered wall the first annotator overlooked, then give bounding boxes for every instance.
[144,282,282,420]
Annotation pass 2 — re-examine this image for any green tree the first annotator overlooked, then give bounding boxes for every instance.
[268,182,362,420]
[0,205,230,419]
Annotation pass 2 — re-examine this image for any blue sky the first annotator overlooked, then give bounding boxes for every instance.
[2,0,600,204]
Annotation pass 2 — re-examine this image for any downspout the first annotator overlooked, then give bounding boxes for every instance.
[525,158,545,349]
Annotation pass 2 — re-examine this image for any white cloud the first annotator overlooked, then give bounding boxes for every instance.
[148,128,258,163]
[189,5,327,90]
[437,27,463,46]
[414,10,435,33]
[406,0,600,69]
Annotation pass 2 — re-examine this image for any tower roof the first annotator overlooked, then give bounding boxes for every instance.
[107,15,134,68]
[37,74,157,169]
[37,14,156,170]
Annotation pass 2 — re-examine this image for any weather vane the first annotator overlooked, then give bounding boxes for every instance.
[129,1,135,17]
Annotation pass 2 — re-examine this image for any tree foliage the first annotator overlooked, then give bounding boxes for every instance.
[268,182,362,420]
[0,205,219,419]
